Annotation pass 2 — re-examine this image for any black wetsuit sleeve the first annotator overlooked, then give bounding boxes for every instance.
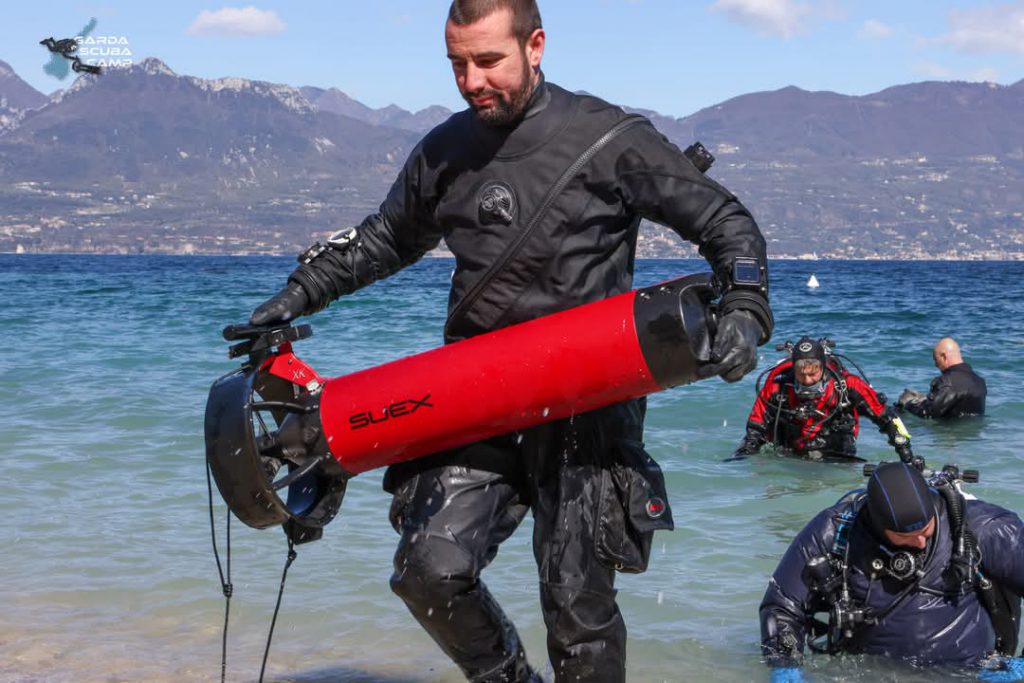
[613,122,773,338]
[288,142,444,312]
[970,501,1024,596]
[759,508,836,662]
[904,374,959,419]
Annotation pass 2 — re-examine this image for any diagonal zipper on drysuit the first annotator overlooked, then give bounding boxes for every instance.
[445,115,646,337]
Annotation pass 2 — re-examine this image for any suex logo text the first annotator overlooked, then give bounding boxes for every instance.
[349,394,434,430]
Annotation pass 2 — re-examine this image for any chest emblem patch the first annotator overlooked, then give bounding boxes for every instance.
[478,181,516,226]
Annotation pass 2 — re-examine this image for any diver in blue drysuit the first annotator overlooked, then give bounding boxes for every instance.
[760,461,1024,682]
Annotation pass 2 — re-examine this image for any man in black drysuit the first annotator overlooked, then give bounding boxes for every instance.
[898,337,987,419]
[760,462,1024,682]
[248,1,773,681]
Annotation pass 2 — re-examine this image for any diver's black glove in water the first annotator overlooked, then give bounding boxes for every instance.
[701,310,762,383]
[896,388,925,412]
[249,281,310,326]
[728,428,766,461]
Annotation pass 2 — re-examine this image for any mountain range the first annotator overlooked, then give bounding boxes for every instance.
[1,57,1021,259]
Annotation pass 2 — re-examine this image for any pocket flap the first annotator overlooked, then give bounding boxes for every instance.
[613,438,675,534]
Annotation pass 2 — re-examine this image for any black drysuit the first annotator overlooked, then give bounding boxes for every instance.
[288,79,770,682]
[901,362,987,419]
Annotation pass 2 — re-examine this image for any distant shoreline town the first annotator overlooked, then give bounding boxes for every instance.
[2,58,1021,262]
[4,241,1022,261]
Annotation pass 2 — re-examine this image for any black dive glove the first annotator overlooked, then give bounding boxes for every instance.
[701,310,762,382]
[728,429,766,461]
[896,388,925,413]
[249,281,310,326]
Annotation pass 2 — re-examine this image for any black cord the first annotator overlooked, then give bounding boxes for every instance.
[259,538,298,683]
[207,460,234,683]
[834,353,872,387]
[772,395,783,447]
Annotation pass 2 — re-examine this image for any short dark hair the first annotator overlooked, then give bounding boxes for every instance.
[448,0,543,45]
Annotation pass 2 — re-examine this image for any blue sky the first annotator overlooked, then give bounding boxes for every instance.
[4,1,1024,117]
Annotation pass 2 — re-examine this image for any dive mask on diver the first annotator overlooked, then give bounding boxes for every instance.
[795,379,826,400]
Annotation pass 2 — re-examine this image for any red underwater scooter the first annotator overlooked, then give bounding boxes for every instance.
[205,273,720,543]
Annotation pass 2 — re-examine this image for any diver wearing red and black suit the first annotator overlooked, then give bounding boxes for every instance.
[733,337,913,462]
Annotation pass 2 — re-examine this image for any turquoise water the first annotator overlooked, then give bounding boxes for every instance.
[0,255,1021,683]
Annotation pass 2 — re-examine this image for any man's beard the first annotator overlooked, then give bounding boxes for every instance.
[466,60,533,127]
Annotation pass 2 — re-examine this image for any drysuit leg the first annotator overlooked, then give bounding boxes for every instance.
[387,438,535,682]
[524,408,632,683]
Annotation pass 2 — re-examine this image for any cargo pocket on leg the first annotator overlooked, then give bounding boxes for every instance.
[594,438,674,573]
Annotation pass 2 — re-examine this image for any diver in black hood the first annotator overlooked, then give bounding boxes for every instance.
[732,337,914,463]
[761,461,1024,681]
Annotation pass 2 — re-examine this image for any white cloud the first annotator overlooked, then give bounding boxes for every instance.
[858,19,893,40]
[913,61,1002,83]
[709,0,813,39]
[187,6,286,37]
[818,0,848,22]
[936,2,1024,55]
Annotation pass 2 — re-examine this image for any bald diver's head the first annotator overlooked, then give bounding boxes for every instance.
[932,337,963,371]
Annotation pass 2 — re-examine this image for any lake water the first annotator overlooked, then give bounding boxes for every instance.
[1,255,1021,682]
